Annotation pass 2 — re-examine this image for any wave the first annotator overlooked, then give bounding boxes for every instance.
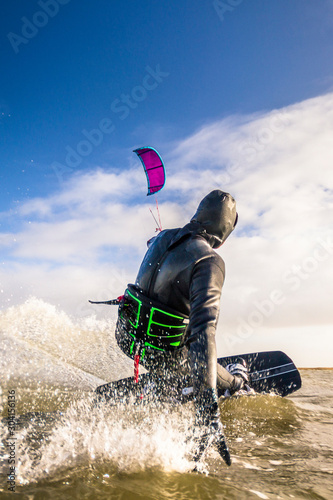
[0,297,133,389]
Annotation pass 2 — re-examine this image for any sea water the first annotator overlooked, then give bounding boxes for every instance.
[1,299,332,500]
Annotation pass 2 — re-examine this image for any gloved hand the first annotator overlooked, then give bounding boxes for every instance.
[193,388,231,466]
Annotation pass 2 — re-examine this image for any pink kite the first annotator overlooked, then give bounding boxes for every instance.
[133,147,166,196]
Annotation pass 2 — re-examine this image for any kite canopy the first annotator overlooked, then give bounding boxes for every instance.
[133,147,165,196]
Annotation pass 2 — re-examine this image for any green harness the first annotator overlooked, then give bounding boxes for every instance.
[117,284,189,354]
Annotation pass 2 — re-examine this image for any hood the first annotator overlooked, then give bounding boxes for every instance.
[191,190,238,248]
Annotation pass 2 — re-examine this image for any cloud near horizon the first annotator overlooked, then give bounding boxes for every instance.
[1,92,333,365]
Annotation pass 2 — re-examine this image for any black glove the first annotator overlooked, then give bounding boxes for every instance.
[193,388,231,466]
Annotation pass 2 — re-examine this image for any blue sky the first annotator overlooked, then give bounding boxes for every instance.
[1,0,333,367]
[1,0,332,203]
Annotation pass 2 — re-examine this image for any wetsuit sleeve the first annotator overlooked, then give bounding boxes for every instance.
[188,255,225,394]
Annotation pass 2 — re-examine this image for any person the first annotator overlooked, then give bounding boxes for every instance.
[115,189,249,465]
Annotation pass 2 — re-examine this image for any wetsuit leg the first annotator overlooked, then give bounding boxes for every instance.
[217,363,234,390]
[151,345,240,395]
[216,363,243,394]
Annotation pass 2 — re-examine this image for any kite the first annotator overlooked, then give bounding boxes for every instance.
[133,147,165,196]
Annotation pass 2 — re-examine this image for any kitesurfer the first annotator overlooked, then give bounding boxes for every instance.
[115,190,249,465]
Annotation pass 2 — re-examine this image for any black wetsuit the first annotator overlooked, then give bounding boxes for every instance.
[116,190,240,397]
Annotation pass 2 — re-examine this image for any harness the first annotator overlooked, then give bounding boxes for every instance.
[117,284,190,356]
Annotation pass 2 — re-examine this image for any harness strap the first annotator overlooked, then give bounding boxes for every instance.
[134,354,140,383]
[133,346,144,399]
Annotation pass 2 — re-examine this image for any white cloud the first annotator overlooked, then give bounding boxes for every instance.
[1,92,333,365]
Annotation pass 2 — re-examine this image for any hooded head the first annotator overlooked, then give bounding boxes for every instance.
[191,190,238,248]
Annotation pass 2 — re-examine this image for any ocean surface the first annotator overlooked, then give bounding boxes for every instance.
[1,299,333,500]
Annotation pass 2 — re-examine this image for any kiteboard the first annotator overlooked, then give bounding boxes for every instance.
[94,350,301,406]
[217,350,301,397]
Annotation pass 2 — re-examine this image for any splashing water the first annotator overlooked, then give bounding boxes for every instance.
[0,297,133,388]
[11,398,195,485]
[0,298,196,490]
